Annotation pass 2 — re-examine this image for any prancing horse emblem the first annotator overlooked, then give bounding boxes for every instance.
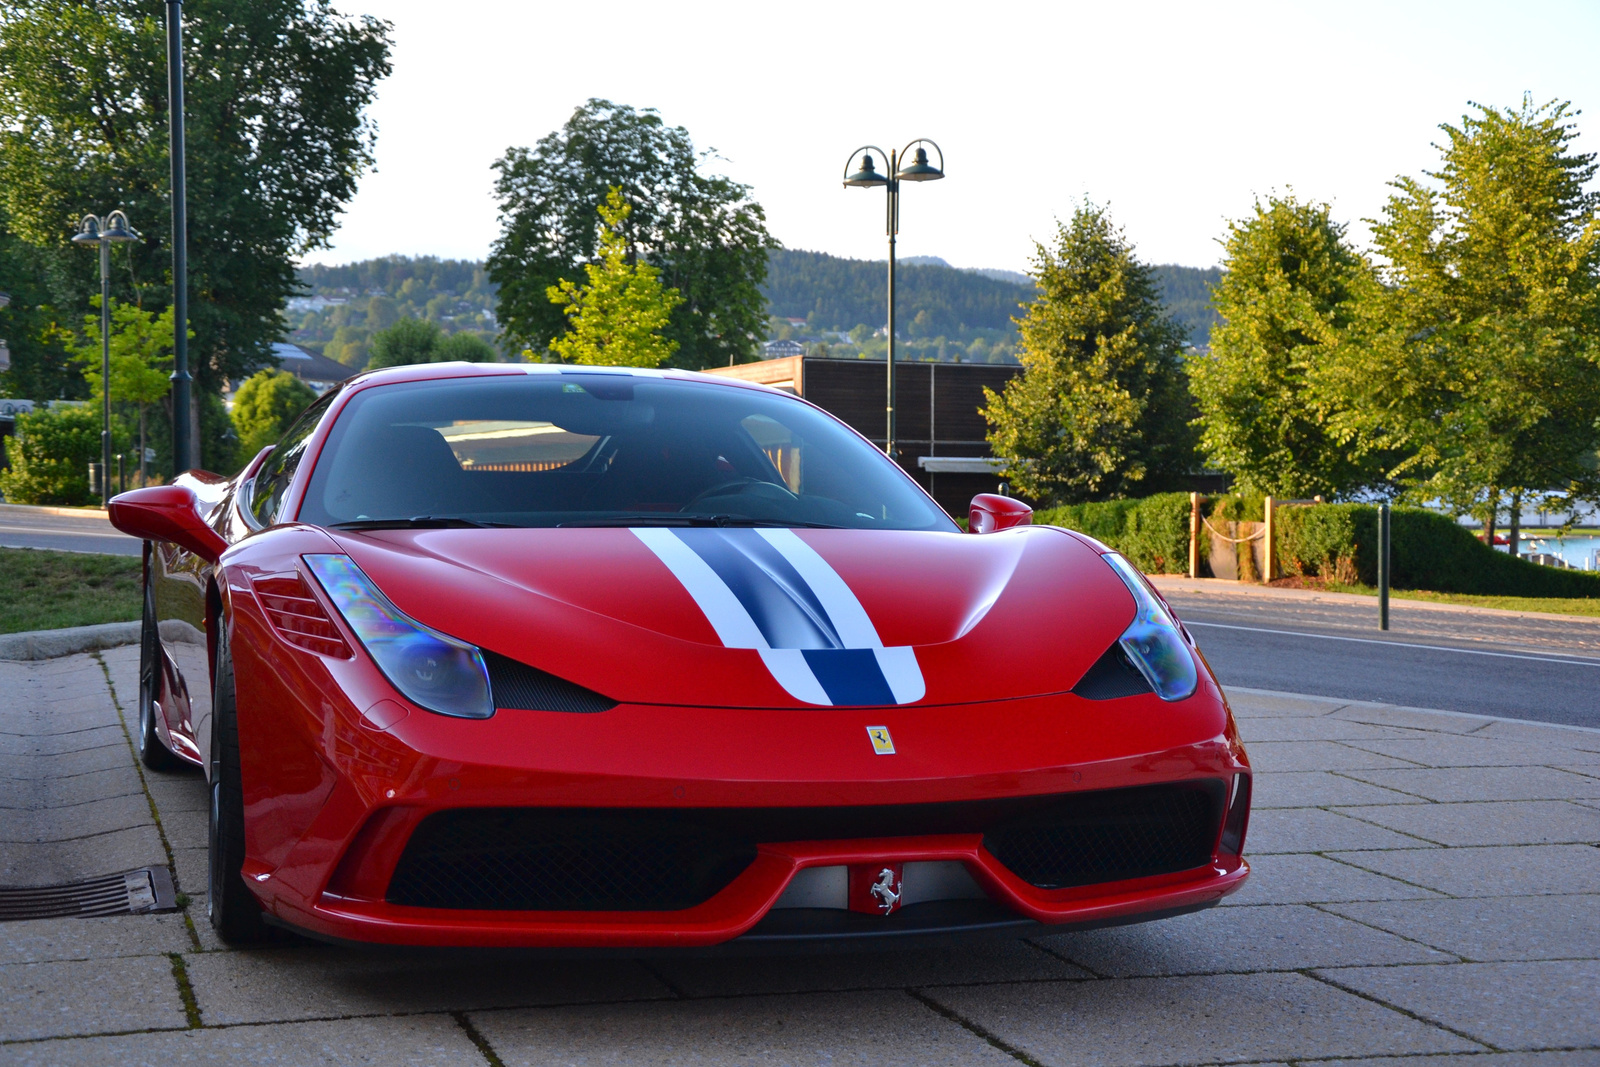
[869,868,901,913]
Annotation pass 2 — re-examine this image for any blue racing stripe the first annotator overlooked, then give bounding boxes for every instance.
[672,528,843,650]
[803,648,897,706]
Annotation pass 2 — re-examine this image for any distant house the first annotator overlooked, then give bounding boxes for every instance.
[259,342,360,397]
[760,339,806,360]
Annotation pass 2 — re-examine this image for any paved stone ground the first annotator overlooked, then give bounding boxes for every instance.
[2,647,1598,1065]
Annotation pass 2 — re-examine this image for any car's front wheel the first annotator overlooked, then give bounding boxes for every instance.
[136,570,183,773]
[208,627,276,945]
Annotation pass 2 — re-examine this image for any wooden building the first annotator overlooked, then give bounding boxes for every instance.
[707,355,1021,516]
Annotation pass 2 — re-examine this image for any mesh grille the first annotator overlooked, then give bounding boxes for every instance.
[1071,642,1154,700]
[387,809,756,911]
[485,651,616,713]
[983,782,1224,889]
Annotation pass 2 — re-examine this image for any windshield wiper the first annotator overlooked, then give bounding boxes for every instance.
[557,514,842,529]
[331,516,511,530]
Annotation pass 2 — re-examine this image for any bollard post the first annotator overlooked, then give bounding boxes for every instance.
[88,461,102,502]
[1378,502,1391,631]
[116,453,125,496]
[1189,492,1201,578]
[1263,495,1275,583]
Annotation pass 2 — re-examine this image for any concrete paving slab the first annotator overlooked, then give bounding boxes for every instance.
[144,774,209,815]
[1318,960,1600,1051]
[0,791,155,843]
[0,726,126,758]
[1332,844,1600,896]
[653,939,1088,997]
[473,989,1020,1067]
[1251,770,1424,808]
[0,770,142,809]
[1225,690,1350,718]
[1325,894,1600,962]
[169,845,208,898]
[1334,800,1600,847]
[1221,853,1445,906]
[0,954,188,1041]
[183,947,672,1024]
[10,742,133,778]
[1036,903,1453,976]
[1235,717,1416,742]
[1319,1054,1600,1067]
[4,1014,480,1066]
[1236,740,1421,773]
[1343,736,1588,768]
[0,824,167,885]
[0,913,193,964]
[1341,765,1600,802]
[927,971,1481,1065]
[1246,807,1436,853]
[1331,704,1500,734]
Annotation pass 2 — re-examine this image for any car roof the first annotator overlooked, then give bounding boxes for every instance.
[342,361,786,396]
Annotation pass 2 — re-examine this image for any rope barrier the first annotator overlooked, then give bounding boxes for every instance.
[1200,515,1267,544]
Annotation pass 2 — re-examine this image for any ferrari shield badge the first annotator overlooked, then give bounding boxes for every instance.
[866,725,895,755]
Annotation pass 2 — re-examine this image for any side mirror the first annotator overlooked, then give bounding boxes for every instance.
[108,485,228,563]
[969,493,1033,534]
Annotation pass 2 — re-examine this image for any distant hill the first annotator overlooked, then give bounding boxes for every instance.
[1151,264,1222,347]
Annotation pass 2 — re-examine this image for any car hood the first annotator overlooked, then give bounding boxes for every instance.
[326,525,1135,709]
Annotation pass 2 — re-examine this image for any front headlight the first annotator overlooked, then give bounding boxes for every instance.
[305,554,494,719]
[1101,552,1198,702]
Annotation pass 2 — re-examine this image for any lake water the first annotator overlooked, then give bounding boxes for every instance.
[1518,534,1600,571]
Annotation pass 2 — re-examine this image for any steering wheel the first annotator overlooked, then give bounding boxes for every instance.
[682,478,798,510]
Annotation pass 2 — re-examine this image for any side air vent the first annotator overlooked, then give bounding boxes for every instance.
[252,573,352,658]
[1072,642,1154,700]
[484,651,617,713]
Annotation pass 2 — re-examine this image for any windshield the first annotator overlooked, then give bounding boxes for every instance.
[298,372,956,532]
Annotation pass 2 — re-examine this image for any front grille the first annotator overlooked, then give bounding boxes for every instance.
[383,782,1230,912]
[484,651,616,713]
[983,781,1225,889]
[387,810,757,911]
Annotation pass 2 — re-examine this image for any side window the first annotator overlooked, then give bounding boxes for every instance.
[249,393,335,526]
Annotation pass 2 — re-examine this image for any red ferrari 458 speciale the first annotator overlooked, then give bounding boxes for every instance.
[109,361,1250,949]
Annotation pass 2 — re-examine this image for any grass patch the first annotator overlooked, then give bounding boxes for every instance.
[0,547,142,634]
[1272,575,1600,618]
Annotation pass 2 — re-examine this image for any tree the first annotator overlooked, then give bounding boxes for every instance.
[435,332,497,363]
[982,204,1195,503]
[0,0,391,468]
[72,300,178,484]
[0,402,99,505]
[367,318,441,368]
[488,99,774,369]
[1319,98,1600,537]
[546,189,683,367]
[230,369,316,459]
[1188,195,1380,497]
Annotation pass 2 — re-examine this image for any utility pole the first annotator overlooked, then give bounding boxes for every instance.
[166,0,192,473]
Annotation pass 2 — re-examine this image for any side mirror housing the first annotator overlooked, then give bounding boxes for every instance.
[969,493,1033,534]
[108,484,228,563]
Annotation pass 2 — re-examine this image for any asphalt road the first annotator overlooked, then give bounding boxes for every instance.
[0,503,141,556]
[1157,581,1600,730]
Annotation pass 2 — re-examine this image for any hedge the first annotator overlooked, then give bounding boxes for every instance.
[1276,503,1600,598]
[0,403,100,506]
[1032,493,1197,574]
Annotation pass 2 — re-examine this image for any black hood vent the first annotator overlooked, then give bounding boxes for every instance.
[1071,642,1154,700]
[484,651,617,713]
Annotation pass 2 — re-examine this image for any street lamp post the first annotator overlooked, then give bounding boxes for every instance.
[72,211,140,502]
[842,139,944,462]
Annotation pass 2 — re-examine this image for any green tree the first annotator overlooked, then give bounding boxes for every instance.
[546,189,683,368]
[1188,194,1379,497]
[367,317,440,368]
[435,332,497,363]
[72,300,178,484]
[0,209,82,401]
[0,0,391,468]
[982,204,1195,503]
[489,99,774,369]
[230,369,316,459]
[0,402,99,504]
[1320,98,1600,534]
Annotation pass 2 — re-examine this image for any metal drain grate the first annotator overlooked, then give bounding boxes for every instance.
[0,867,177,921]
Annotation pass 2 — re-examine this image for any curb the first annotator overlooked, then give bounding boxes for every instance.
[1225,684,1600,737]
[0,502,110,519]
[0,621,140,661]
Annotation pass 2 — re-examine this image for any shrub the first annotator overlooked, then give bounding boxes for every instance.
[435,331,497,363]
[1032,492,1197,574]
[1276,503,1600,598]
[0,403,100,505]
[232,370,318,460]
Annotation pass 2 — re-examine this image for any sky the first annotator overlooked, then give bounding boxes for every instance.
[312,0,1600,274]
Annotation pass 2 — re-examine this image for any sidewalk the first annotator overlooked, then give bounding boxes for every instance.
[1,648,1597,1065]
[1152,573,1600,625]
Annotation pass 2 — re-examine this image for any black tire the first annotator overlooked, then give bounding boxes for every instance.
[208,628,276,944]
[136,567,183,773]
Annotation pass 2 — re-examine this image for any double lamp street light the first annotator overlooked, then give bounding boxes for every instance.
[73,210,140,500]
[842,139,944,462]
